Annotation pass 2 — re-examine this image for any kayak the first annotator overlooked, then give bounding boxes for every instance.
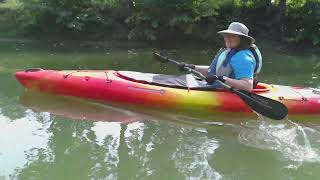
[15,68,320,116]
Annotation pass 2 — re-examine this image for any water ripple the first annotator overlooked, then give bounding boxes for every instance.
[238,119,320,164]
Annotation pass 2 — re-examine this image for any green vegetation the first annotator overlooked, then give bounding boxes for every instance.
[0,0,21,9]
[283,0,320,45]
[0,0,319,46]
[0,0,22,36]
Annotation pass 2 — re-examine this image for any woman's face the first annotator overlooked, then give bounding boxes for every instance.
[223,34,241,48]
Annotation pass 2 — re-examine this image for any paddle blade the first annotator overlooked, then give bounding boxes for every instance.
[236,90,288,120]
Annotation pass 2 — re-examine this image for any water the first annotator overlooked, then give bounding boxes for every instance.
[0,40,320,180]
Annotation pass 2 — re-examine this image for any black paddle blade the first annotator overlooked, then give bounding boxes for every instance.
[236,90,288,120]
[153,52,169,63]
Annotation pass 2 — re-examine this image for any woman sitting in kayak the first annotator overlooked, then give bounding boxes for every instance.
[179,22,262,92]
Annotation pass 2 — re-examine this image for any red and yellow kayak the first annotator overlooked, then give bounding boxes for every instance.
[15,69,320,116]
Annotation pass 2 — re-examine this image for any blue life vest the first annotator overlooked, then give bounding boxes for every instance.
[207,45,262,78]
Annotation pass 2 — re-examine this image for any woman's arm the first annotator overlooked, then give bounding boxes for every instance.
[223,77,253,92]
[194,65,210,76]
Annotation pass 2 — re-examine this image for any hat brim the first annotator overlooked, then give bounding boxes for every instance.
[218,30,255,44]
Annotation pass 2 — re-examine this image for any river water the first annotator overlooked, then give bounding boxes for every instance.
[0,41,320,180]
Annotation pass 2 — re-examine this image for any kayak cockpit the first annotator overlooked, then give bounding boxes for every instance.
[116,71,270,92]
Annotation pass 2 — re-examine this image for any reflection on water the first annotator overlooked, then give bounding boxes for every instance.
[20,92,143,123]
[172,128,222,180]
[0,109,52,179]
[90,122,121,179]
[124,122,145,155]
[0,90,319,179]
[12,90,320,179]
[9,91,226,179]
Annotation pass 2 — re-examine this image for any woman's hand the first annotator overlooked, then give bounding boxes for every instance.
[205,75,225,84]
[177,62,195,71]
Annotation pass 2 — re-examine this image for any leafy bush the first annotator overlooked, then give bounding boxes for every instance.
[282,0,320,45]
[124,0,223,40]
[20,0,129,39]
[0,0,319,46]
[0,8,21,36]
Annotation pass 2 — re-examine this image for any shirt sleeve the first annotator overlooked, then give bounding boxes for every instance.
[230,50,256,80]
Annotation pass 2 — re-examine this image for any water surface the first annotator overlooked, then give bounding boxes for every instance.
[0,41,320,180]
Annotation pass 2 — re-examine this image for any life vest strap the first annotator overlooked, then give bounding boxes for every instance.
[248,46,260,74]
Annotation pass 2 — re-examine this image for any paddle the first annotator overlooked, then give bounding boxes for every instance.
[153,52,288,120]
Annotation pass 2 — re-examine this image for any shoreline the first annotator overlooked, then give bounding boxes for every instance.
[0,37,318,56]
